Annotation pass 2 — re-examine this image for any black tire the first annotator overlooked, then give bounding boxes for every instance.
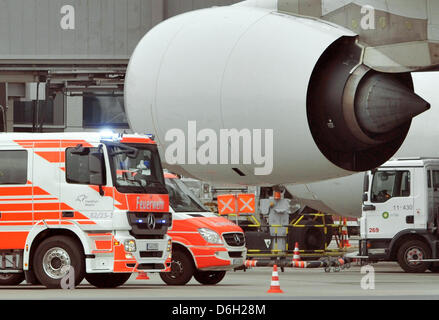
[397,239,431,273]
[85,273,131,288]
[159,250,194,285]
[0,273,25,286]
[194,270,226,285]
[24,270,41,285]
[428,265,439,273]
[33,235,85,289]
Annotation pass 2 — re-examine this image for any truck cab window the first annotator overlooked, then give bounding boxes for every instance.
[0,150,27,185]
[433,171,439,191]
[428,170,432,188]
[371,170,410,203]
[107,143,165,194]
[66,147,102,184]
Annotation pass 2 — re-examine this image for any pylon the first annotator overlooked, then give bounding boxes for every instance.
[293,242,301,262]
[267,265,284,294]
[136,272,150,280]
[342,219,351,248]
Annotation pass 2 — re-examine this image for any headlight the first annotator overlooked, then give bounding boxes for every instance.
[198,228,223,244]
[124,240,137,252]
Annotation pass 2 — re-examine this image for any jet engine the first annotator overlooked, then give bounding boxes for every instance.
[125,4,429,185]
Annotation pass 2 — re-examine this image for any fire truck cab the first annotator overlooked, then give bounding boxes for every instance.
[0,132,172,288]
[161,173,246,285]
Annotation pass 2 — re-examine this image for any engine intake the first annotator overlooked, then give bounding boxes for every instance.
[307,37,430,172]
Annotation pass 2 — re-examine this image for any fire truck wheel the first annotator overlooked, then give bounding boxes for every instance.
[33,236,85,289]
[397,240,431,273]
[85,273,131,288]
[193,270,226,285]
[0,273,25,286]
[159,250,194,285]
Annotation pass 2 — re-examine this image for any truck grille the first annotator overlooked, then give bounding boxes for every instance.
[139,251,163,258]
[228,251,243,258]
[223,233,245,247]
[127,212,172,238]
[137,263,165,270]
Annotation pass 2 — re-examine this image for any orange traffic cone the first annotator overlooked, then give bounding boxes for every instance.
[342,219,351,248]
[136,272,150,280]
[293,242,301,262]
[267,265,284,294]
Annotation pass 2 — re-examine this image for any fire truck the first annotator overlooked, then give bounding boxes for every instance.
[0,132,172,288]
[161,173,246,285]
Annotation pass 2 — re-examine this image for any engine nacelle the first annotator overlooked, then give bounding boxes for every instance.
[125,5,429,185]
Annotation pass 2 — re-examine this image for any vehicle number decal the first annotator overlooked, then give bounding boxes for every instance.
[393,205,413,211]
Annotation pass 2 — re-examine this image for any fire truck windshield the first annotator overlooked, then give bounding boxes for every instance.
[107,143,165,194]
[165,177,206,212]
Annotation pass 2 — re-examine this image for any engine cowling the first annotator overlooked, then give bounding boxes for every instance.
[125,5,429,185]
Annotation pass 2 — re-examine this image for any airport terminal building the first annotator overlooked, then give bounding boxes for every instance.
[0,0,239,133]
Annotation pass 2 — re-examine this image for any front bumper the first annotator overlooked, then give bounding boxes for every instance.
[199,249,247,271]
[194,245,247,271]
[86,232,172,273]
[359,239,390,261]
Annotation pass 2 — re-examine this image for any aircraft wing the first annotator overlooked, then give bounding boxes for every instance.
[272,0,439,72]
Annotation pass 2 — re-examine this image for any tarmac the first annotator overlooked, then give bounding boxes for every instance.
[0,261,439,300]
[1,239,439,300]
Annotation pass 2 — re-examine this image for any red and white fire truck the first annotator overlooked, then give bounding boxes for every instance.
[0,132,172,288]
[161,173,246,285]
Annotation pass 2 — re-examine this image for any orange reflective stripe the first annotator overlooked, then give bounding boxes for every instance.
[120,137,154,144]
[61,141,93,148]
[113,189,128,210]
[95,240,112,250]
[0,222,33,226]
[34,212,61,220]
[196,256,230,269]
[14,140,93,149]
[35,151,65,163]
[0,186,33,196]
[0,212,33,221]
[34,141,60,148]
[33,203,60,211]
[0,232,28,249]
[0,203,33,211]
[33,187,51,196]
[60,203,73,211]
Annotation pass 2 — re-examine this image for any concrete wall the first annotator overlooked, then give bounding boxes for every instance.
[0,0,239,60]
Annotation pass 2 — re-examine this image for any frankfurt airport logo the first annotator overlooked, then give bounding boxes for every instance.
[164,121,273,175]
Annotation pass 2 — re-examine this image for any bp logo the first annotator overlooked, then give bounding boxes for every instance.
[382,212,389,219]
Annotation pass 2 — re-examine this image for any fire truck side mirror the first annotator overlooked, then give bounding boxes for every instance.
[89,151,106,186]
